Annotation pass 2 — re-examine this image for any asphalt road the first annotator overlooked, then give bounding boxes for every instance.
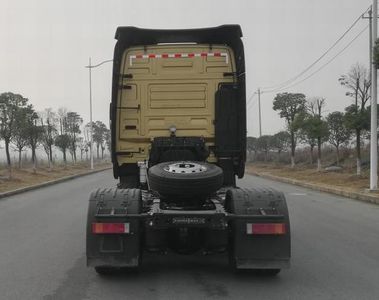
[0,170,379,300]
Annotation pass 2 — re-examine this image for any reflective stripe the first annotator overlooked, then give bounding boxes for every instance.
[129,52,229,65]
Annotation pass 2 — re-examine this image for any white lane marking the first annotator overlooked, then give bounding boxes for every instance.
[289,193,307,196]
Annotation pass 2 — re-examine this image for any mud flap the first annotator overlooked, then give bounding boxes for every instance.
[226,188,291,270]
[86,188,142,268]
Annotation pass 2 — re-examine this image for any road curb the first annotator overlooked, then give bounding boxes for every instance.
[0,167,112,199]
[247,170,379,205]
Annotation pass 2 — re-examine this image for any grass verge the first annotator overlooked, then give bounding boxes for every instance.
[246,162,379,196]
[0,162,111,193]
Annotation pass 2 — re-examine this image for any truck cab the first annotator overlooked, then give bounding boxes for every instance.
[87,25,290,276]
[110,25,246,187]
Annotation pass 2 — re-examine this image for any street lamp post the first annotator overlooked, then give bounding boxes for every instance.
[371,0,378,190]
[88,58,94,170]
[85,57,113,170]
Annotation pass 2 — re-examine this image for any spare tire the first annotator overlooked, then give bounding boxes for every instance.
[148,161,223,197]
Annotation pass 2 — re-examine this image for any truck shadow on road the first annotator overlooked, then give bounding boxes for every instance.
[44,253,284,300]
[104,252,285,281]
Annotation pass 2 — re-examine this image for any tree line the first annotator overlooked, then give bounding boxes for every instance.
[249,63,372,175]
[0,92,110,173]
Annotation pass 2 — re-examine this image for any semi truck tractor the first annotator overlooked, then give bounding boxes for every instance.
[86,25,291,275]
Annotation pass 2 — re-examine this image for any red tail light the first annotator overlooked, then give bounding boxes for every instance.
[246,223,286,235]
[92,223,130,234]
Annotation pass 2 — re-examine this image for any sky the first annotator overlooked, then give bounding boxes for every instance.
[0,0,373,137]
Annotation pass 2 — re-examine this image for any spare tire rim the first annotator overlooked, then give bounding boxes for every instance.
[164,162,207,174]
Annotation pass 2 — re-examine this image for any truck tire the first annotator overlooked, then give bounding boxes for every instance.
[148,161,223,197]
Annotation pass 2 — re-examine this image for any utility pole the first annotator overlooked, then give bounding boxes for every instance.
[369,8,373,89]
[258,88,262,137]
[370,0,378,190]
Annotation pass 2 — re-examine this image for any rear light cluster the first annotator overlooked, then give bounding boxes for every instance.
[246,223,286,235]
[92,223,130,234]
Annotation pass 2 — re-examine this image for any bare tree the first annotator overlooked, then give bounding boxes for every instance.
[307,97,329,171]
[298,129,317,165]
[57,107,68,135]
[65,111,83,163]
[327,111,351,165]
[39,108,57,169]
[77,137,86,161]
[25,108,43,173]
[339,63,371,175]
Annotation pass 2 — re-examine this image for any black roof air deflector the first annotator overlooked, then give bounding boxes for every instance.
[115,25,242,46]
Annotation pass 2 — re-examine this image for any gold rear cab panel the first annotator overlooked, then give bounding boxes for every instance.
[115,44,235,164]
